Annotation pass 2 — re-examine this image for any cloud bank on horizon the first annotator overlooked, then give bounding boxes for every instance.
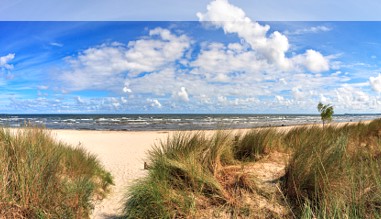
[1,0,381,113]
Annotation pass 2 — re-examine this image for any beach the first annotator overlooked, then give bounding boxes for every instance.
[52,128,252,218]
[52,129,171,218]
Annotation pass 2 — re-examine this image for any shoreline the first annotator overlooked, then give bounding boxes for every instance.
[1,114,379,133]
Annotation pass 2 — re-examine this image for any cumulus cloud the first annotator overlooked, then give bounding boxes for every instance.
[123,82,132,93]
[61,28,190,91]
[124,28,190,76]
[197,0,330,73]
[335,85,371,109]
[369,74,381,93]
[197,0,290,69]
[292,87,304,100]
[191,42,268,81]
[0,53,15,70]
[121,97,128,103]
[76,96,85,104]
[147,98,162,108]
[112,102,120,109]
[275,95,284,102]
[292,49,330,73]
[173,87,189,102]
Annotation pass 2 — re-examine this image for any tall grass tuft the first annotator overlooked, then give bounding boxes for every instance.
[123,131,263,218]
[234,128,284,161]
[283,120,381,218]
[123,129,290,218]
[0,127,113,218]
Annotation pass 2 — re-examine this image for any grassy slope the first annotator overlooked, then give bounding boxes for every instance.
[0,127,113,218]
[123,119,381,219]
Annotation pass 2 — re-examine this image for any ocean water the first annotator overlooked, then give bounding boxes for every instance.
[0,114,379,131]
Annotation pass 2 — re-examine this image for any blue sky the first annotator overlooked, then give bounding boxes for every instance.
[1,0,381,114]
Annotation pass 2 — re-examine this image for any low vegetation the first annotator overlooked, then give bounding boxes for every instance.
[0,127,113,218]
[123,119,381,219]
[283,119,381,218]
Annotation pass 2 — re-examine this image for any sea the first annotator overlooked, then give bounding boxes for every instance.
[0,114,380,131]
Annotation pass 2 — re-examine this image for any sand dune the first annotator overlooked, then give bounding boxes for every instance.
[50,121,366,218]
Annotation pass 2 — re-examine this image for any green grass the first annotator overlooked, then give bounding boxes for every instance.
[123,119,381,219]
[123,130,284,218]
[233,128,285,161]
[0,127,113,218]
[283,120,381,218]
[123,131,237,218]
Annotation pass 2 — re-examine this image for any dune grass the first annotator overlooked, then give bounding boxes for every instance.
[283,119,381,218]
[233,128,285,161]
[123,129,287,218]
[0,127,113,218]
[123,119,381,219]
[123,131,238,218]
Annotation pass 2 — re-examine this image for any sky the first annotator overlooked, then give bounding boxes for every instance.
[2,0,381,21]
[1,0,381,114]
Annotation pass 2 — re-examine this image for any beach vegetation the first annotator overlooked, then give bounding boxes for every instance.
[123,118,381,219]
[0,127,113,218]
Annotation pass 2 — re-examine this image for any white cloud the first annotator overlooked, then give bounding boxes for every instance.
[217,95,227,103]
[112,102,120,109]
[50,42,63,47]
[61,28,190,91]
[284,25,332,35]
[147,98,162,108]
[292,87,304,100]
[124,28,190,76]
[369,74,381,93]
[197,0,331,74]
[173,87,189,102]
[197,0,290,69]
[191,42,268,81]
[275,95,284,102]
[123,87,132,93]
[292,49,330,73]
[76,96,85,104]
[319,94,330,103]
[37,85,49,90]
[0,53,15,70]
[334,85,374,110]
[123,81,132,93]
[121,97,128,103]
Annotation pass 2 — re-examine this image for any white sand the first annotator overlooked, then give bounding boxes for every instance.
[52,130,171,218]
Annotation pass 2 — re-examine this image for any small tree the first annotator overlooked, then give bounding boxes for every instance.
[317,102,334,127]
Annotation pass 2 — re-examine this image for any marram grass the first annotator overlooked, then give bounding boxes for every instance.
[123,119,381,219]
[0,127,113,218]
[283,119,381,218]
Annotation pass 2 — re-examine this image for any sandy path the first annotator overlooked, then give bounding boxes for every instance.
[51,130,170,218]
